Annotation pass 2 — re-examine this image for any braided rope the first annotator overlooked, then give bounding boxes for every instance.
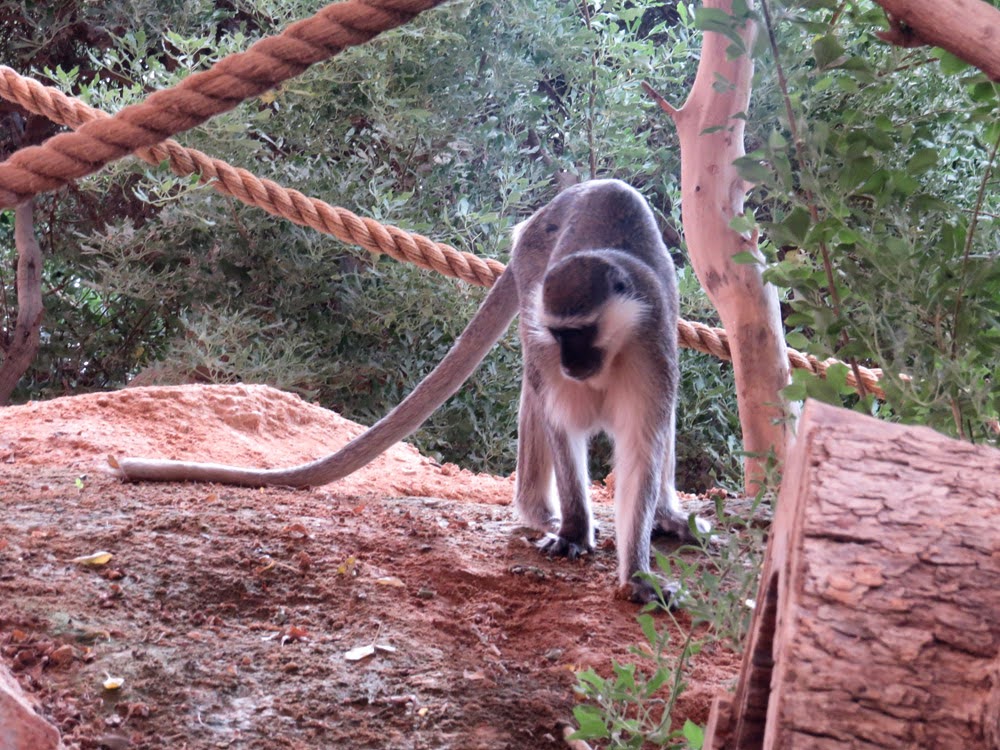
[0,71,887,397]
[0,67,503,288]
[0,0,447,209]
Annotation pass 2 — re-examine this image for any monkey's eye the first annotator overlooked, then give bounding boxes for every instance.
[548,325,597,346]
[612,279,628,295]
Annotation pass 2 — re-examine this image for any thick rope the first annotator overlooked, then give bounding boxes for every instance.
[0,69,886,399]
[0,0,448,209]
[0,67,503,288]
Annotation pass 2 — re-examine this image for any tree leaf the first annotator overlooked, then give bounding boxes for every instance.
[906,148,938,175]
[344,644,376,661]
[70,551,114,566]
[813,34,845,69]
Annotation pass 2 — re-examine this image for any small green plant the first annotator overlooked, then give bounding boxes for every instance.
[572,465,775,747]
[570,611,705,749]
[663,490,771,651]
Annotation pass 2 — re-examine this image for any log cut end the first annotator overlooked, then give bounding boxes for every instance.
[704,399,1000,750]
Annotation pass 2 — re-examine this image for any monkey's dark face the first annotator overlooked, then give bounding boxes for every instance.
[539,254,647,383]
[547,324,603,380]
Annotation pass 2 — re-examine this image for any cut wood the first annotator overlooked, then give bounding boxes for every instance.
[705,399,1000,749]
[0,662,62,750]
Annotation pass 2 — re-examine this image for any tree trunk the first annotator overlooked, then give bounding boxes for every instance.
[704,399,1000,749]
[0,201,44,404]
[873,0,1000,82]
[655,0,793,494]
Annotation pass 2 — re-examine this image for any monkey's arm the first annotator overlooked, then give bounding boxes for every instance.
[116,271,519,487]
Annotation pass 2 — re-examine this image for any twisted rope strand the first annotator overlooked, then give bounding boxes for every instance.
[0,66,503,287]
[0,0,447,208]
[0,68,886,398]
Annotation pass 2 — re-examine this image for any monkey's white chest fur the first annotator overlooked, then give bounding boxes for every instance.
[533,291,653,436]
[542,345,656,438]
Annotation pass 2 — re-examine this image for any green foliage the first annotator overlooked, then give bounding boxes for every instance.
[571,486,770,748]
[664,493,770,650]
[742,1,999,444]
[570,456,774,749]
[570,612,702,749]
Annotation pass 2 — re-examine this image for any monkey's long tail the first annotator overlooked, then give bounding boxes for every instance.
[116,271,520,487]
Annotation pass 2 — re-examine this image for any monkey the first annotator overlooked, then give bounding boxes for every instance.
[116,179,707,601]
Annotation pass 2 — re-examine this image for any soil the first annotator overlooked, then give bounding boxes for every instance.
[0,383,740,749]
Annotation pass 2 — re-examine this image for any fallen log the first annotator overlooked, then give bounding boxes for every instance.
[705,399,1000,749]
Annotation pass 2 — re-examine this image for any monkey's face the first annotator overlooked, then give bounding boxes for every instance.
[538,254,648,383]
[547,324,603,380]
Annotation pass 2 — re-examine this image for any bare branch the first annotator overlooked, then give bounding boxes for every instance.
[0,201,44,404]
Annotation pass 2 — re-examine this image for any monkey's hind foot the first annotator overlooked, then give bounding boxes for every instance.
[537,533,593,561]
[652,512,711,544]
[619,576,682,607]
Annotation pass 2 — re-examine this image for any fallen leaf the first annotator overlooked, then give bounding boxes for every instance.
[374,576,405,588]
[281,625,309,645]
[106,455,121,470]
[336,555,358,576]
[344,644,376,661]
[70,551,113,566]
[374,643,397,654]
[102,675,125,690]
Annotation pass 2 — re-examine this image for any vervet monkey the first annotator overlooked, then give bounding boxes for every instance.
[117,179,705,601]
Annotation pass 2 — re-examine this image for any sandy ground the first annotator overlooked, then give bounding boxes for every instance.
[0,383,739,749]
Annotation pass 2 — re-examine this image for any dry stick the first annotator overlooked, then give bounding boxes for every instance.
[0,70,887,397]
[946,127,1000,436]
[0,202,44,404]
[0,0,449,208]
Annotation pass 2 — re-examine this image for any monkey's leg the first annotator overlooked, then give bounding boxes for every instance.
[612,432,665,603]
[652,406,711,541]
[513,376,559,531]
[536,425,593,559]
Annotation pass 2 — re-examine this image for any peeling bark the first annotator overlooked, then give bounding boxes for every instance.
[0,201,44,404]
[653,0,793,493]
[705,400,1000,749]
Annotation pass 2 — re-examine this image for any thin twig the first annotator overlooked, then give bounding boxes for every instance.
[580,0,599,180]
[946,124,1000,435]
[641,81,680,120]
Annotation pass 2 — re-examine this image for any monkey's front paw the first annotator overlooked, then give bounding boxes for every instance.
[537,533,593,560]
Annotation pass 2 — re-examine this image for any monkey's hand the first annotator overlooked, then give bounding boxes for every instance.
[536,533,593,560]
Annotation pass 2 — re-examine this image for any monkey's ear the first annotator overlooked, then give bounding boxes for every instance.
[510,218,530,249]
